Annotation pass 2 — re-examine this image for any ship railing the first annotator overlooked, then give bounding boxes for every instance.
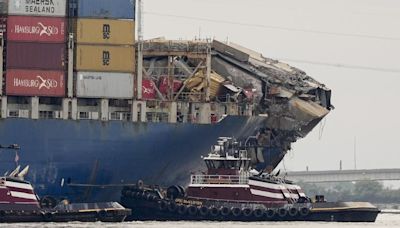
[190,174,249,185]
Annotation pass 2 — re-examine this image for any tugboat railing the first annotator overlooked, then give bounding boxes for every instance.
[190,174,249,185]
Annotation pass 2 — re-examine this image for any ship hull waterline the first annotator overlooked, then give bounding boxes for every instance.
[0,116,271,202]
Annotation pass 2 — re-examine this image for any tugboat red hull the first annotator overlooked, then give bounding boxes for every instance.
[120,187,380,222]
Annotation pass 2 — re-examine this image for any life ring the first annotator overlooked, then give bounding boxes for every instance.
[299,207,310,217]
[178,205,188,215]
[220,207,230,216]
[42,212,53,222]
[137,180,144,189]
[188,206,198,216]
[278,208,288,218]
[97,210,107,221]
[289,207,298,217]
[168,202,178,212]
[266,208,275,219]
[209,207,220,217]
[199,206,209,216]
[159,200,168,211]
[254,208,264,218]
[242,208,253,217]
[232,207,242,217]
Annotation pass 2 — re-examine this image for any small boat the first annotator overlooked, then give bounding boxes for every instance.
[0,167,131,223]
[121,137,380,222]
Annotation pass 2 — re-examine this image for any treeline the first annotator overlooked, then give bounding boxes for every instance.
[300,181,400,204]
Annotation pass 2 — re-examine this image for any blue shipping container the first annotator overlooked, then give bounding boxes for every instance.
[69,0,135,19]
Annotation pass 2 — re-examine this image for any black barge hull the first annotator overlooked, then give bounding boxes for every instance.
[0,202,131,223]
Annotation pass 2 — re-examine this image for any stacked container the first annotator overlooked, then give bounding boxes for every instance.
[70,0,136,99]
[5,0,67,97]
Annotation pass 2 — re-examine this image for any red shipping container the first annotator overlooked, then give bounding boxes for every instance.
[7,16,66,42]
[142,79,156,100]
[6,69,65,97]
[7,42,66,70]
[158,76,183,95]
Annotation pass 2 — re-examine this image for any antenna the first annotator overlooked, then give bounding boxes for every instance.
[136,0,143,99]
[353,136,357,170]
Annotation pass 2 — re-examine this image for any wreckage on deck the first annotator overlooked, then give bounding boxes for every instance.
[140,38,332,170]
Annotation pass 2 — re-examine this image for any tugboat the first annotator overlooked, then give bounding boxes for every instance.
[121,137,380,222]
[0,144,131,223]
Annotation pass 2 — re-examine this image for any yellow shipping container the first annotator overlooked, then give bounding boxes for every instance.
[76,45,135,72]
[75,19,135,45]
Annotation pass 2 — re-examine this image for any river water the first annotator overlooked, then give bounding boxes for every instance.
[3,213,400,228]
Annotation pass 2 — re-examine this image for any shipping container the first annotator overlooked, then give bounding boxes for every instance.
[0,0,7,15]
[7,42,66,70]
[76,71,133,99]
[158,76,183,95]
[69,0,135,19]
[142,79,156,100]
[7,16,66,42]
[0,16,6,34]
[6,69,65,97]
[75,44,135,72]
[8,0,67,17]
[75,18,134,45]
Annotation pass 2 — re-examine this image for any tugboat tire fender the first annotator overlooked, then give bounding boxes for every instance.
[266,208,275,219]
[220,207,230,216]
[242,208,253,217]
[0,210,6,220]
[159,200,168,211]
[178,205,188,215]
[278,208,288,218]
[299,207,310,217]
[209,207,220,217]
[199,206,209,216]
[168,202,178,212]
[135,192,142,198]
[254,208,264,218]
[97,210,107,221]
[42,212,53,222]
[145,193,153,201]
[289,207,298,217]
[188,206,198,216]
[232,207,242,217]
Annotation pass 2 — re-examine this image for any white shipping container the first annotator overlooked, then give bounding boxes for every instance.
[8,0,67,17]
[76,72,134,99]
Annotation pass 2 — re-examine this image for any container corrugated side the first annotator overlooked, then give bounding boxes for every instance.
[8,0,67,17]
[69,0,135,19]
[75,44,135,72]
[7,42,66,70]
[7,16,66,42]
[0,0,7,15]
[76,71,133,99]
[6,69,65,97]
[75,18,134,45]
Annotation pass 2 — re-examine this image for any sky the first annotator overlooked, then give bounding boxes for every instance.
[141,0,400,172]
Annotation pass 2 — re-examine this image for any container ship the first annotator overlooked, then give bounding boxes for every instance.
[0,0,332,202]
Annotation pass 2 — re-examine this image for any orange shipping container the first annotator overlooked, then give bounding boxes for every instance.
[75,45,135,72]
[75,18,135,45]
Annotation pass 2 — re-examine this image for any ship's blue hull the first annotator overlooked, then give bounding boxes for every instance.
[0,116,269,202]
